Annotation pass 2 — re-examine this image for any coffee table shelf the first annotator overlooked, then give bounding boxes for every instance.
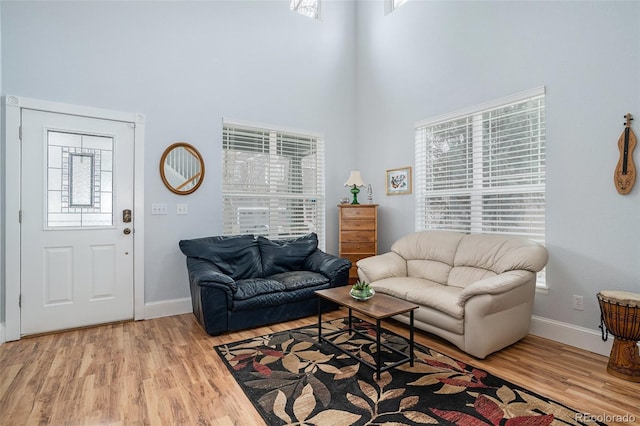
[315,286,419,379]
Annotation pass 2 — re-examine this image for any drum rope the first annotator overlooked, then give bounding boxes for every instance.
[599,312,609,341]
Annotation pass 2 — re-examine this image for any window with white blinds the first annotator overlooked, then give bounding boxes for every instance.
[222,120,325,249]
[415,88,546,283]
[385,0,408,15]
[290,0,320,19]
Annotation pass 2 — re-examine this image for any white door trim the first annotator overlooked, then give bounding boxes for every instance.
[3,95,145,341]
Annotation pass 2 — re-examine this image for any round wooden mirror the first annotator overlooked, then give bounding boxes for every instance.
[160,142,205,195]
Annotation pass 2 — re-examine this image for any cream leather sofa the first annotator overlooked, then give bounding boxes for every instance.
[357,231,548,359]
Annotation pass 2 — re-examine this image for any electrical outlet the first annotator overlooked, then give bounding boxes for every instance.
[151,203,168,215]
[573,295,584,311]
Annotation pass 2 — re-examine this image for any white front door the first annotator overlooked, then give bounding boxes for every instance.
[20,109,135,335]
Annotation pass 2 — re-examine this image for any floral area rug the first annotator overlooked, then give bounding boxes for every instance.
[214,317,604,426]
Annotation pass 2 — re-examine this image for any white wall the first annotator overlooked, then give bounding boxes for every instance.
[355,0,640,344]
[3,0,640,354]
[1,1,357,308]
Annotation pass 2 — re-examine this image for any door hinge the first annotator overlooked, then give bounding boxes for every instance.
[19,294,21,308]
[19,125,22,141]
[19,210,22,223]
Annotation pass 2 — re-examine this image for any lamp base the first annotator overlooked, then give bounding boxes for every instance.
[350,185,360,205]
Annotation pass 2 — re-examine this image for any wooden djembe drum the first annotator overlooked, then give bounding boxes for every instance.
[597,290,640,382]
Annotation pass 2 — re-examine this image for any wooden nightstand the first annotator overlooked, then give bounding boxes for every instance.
[338,204,378,284]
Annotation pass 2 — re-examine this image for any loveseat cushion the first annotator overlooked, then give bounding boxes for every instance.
[370,276,439,300]
[406,285,464,319]
[179,234,262,280]
[371,276,464,319]
[268,271,329,290]
[448,234,548,288]
[454,233,548,275]
[448,266,497,289]
[234,278,285,300]
[258,233,318,276]
[391,231,464,283]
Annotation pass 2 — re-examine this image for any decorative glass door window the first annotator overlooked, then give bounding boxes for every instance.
[47,131,114,228]
[69,153,95,206]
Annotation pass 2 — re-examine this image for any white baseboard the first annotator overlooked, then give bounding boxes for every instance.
[530,315,613,357]
[144,297,192,320]
[0,300,628,357]
[139,302,625,357]
[0,301,191,341]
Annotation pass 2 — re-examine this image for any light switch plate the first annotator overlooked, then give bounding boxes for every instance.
[177,204,188,215]
[151,203,168,215]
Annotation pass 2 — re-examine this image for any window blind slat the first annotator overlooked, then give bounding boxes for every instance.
[416,90,546,286]
[223,121,325,249]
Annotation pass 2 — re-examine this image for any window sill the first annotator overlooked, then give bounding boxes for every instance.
[535,285,549,295]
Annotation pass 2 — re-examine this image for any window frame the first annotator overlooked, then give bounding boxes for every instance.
[385,0,408,15]
[222,118,326,250]
[290,0,320,20]
[414,87,546,286]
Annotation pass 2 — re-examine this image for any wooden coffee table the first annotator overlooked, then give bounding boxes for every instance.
[315,286,419,379]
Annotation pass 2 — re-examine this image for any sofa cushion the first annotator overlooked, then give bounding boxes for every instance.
[373,276,464,319]
[258,233,318,276]
[179,234,262,280]
[405,285,465,319]
[454,233,548,274]
[370,276,440,300]
[448,266,497,289]
[268,271,329,291]
[232,284,330,312]
[234,278,285,300]
[406,260,452,285]
[392,231,464,282]
[412,306,464,335]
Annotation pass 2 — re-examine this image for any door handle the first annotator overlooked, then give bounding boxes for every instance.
[123,209,132,223]
[123,228,132,235]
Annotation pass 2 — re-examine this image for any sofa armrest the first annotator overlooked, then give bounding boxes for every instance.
[186,257,237,292]
[457,270,533,306]
[303,249,351,284]
[185,257,236,334]
[356,252,407,283]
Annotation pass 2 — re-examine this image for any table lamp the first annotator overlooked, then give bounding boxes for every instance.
[344,171,366,204]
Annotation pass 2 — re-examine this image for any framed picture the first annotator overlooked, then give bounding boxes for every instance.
[386,167,412,195]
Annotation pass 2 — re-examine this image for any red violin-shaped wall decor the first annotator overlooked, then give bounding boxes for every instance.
[614,113,636,195]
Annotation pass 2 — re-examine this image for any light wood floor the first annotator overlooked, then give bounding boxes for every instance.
[1,310,638,425]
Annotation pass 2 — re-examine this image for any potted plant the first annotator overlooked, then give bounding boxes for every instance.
[350,280,375,301]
